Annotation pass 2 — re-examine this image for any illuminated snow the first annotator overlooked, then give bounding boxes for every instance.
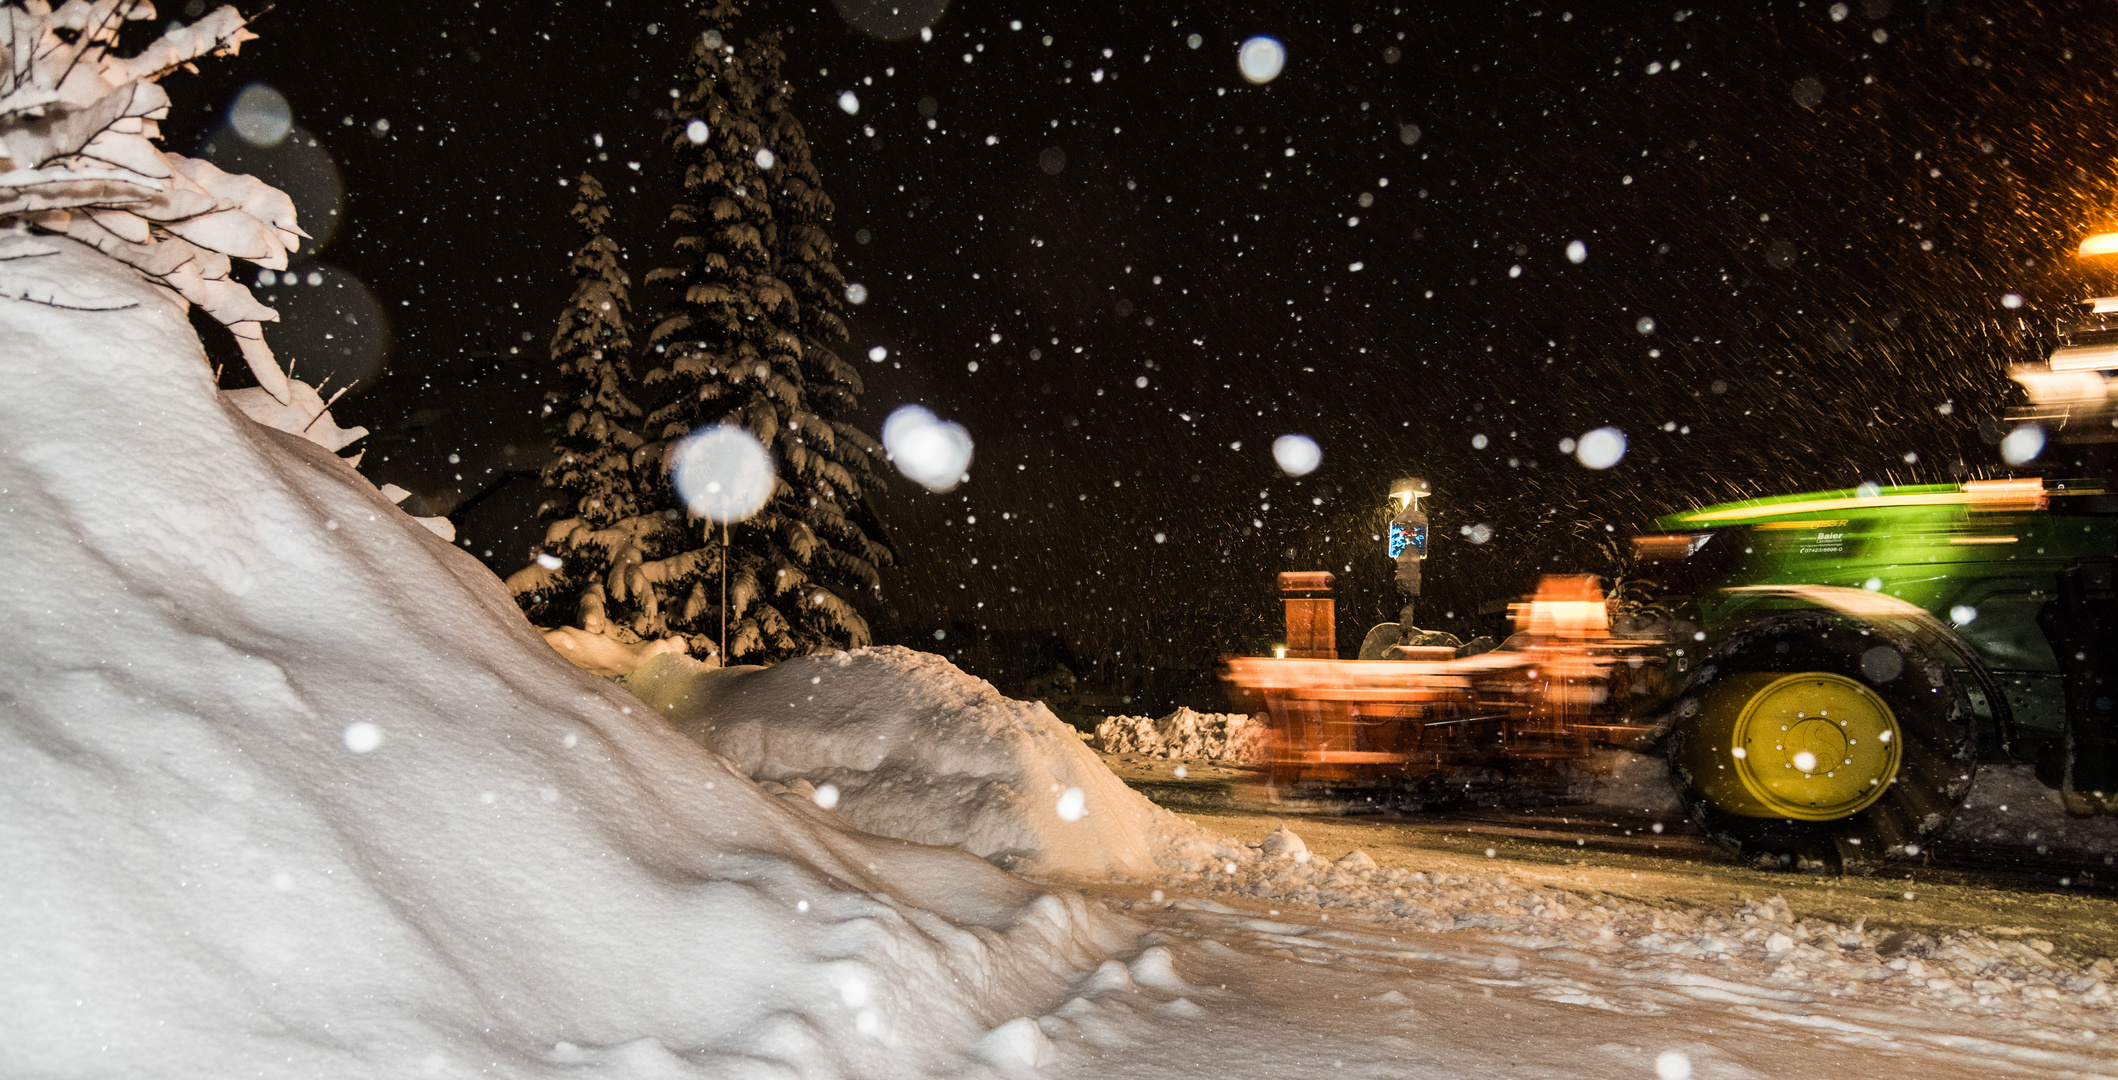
[669,424,775,522]
[883,404,975,492]
[1574,427,1627,469]
[2000,423,2046,465]
[1056,786,1087,822]
[341,721,383,753]
[229,82,293,146]
[1238,36,1285,83]
[1271,433,1322,476]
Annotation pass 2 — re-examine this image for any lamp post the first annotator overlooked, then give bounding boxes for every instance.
[1387,477,1430,630]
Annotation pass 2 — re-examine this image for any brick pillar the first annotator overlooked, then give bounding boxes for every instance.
[1277,571,1336,659]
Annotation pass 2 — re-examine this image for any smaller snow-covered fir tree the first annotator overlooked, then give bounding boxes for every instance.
[507,173,671,640]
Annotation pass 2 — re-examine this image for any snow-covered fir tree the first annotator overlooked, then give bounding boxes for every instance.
[506,172,667,639]
[631,8,887,663]
[752,33,893,633]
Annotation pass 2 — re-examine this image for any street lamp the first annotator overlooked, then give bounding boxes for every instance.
[1387,477,1430,629]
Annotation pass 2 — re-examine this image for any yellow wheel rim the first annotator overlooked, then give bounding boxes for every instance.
[1715,672,1901,820]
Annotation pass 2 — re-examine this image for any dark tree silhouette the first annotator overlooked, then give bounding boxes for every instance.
[508,173,669,641]
[615,8,889,663]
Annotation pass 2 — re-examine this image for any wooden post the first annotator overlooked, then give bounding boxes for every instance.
[1277,571,1336,659]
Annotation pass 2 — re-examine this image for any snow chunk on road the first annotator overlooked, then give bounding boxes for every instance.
[1259,825,1309,859]
[628,648,1218,881]
[0,234,1135,1076]
[1097,705,1268,764]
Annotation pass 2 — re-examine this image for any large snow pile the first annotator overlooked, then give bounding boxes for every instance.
[1094,707,1268,765]
[0,234,1140,1076]
[624,649,1219,881]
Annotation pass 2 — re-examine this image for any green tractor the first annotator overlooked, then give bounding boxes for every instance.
[1637,479,2117,869]
[1642,232,2118,870]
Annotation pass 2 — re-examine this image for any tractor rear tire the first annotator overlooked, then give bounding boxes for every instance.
[1665,610,1983,872]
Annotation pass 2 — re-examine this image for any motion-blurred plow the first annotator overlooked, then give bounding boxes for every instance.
[1223,576,1661,809]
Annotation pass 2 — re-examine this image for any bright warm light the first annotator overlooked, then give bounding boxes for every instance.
[2078,232,2118,258]
[2046,344,2118,371]
[1961,477,2048,512]
[1389,476,1430,508]
[1518,575,1610,637]
[1273,646,1288,659]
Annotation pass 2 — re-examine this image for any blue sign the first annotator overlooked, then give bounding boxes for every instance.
[1389,522,1427,560]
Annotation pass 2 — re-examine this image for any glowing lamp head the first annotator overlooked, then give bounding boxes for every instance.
[1273,645,1288,659]
[1390,476,1431,509]
[2078,231,2118,259]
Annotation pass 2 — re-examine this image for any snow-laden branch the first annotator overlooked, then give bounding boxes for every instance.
[0,1,304,401]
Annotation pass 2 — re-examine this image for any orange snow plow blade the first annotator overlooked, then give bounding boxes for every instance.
[1222,576,1661,803]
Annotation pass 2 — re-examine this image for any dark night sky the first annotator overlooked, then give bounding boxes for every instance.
[163,0,2118,688]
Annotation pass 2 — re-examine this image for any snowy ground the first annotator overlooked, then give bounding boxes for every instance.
[1046,888,2118,1080]
[634,652,2118,1077]
[1952,764,2118,864]
[1109,825,2118,1071]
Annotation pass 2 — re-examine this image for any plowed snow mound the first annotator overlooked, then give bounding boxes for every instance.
[1095,706,1269,764]
[0,235,1131,1078]
[626,649,1219,881]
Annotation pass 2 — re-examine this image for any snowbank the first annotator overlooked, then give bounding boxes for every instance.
[0,234,1137,1077]
[624,649,1218,881]
[542,624,694,677]
[1095,706,1269,765]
